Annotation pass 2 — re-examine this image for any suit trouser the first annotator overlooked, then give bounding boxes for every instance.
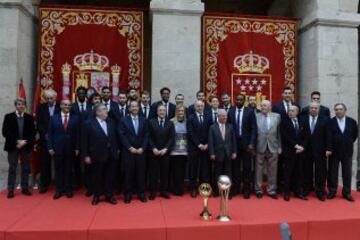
[170,155,187,194]
[40,145,52,189]
[328,155,352,195]
[255,150,278,194]
[72,155,82,188]
[304,153,327,194]
[54,154,73,194]
[189,149,210,191]
[149,154,170,193]
[232,139,251,193]
[7,150,30,191]
[84,164,92,192]
[283,152,303,194]
[123,153,146,196]
[115,152,123,193]
[92,158,116,198]
[213,159,232,194]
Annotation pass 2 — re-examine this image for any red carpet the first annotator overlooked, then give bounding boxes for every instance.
[0,190,360,240]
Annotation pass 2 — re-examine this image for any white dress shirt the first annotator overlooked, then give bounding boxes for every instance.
[283,101,292,113]
[236,107,244,135]
[61,112,69,124]
[337,117,346,133]
[102,100,111,111]
[141,103,150,118]
[96,117,108,136]
[78,101,87,112]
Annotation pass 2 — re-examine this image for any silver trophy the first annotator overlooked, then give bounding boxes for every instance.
[217,175,232,222]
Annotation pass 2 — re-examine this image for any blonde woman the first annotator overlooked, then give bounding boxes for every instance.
[170,105,188,196]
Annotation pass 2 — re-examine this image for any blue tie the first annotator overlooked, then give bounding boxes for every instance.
[133,117,139,135]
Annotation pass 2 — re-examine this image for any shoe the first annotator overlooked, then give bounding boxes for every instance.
[149,192,156,200]
[66,192,73,198]
[243,191,250,199]
[21,189,32,196]
[190,189,198,198]
[317,194,326,201]
[85,191,93,197]
[255,192,263,199]
[172,191,183,196]
[268,193,278,200]
[343,194,355,202]
[39,187,48,194]
[7,191,14,199]
[283,193,290,201]
[106,196,118,205]
[91,196,100,205]
[160,192,170,199]
[327,192,336,199]
[124,194,132,204]
[53,192,62,200]
[294,193,308,200]
[139,194,147,203]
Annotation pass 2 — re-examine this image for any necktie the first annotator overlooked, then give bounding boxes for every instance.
[213,112,217,123]
[310,116,316,134]
[199,114,203,125]
[286,102,290,113]
[220,124,226,140]
[102,121,108,136]
[63,114,68,130]
[237,108,242,136]
[121,107,125,117]
[160,119,164,128]
[262,115,269,131]
[164,103,168,118]
[80,103,84,112]
[133,118,139,134]
[293,119,299,135]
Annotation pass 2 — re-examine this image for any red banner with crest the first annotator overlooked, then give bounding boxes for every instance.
[202,14,297,105]
[38,6,143,101]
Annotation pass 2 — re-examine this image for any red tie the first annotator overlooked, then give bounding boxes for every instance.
[63,114,68,130]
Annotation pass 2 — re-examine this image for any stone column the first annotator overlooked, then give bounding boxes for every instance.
[292,0,360,187]
[150,0,204,103]
[0,0,39,189]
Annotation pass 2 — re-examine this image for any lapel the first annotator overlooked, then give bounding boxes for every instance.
[92,118,108,138]
[127,115,137,135]
[11,112,19,133]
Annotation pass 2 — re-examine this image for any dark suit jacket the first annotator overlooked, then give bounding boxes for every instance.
[37,103,60,146]
[2,112,36,152]
[109,104,129,124]
[118,115,148,150]
[301,115,332,157]
[220,105,234,113]
[70,101,92,120]
[187,103,211,117]
[148,118,175,151]
[272,102,300,119]
[186,112,212,151]
[208,123,237,161]
[47,113,80,154]
[228,107,257,147]
[102,100,118,113]
[301,105,330,118]
[280,117,307,156]
[149,101,176,120]
[139,104,151,120]
[328,117,358,159]
[81,117,119,163]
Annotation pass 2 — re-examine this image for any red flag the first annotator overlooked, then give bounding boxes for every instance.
[32,77,41,118]
[18,78,27,100]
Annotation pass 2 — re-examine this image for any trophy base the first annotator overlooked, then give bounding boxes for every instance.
[200,210,212,221]
[217,215,231,222]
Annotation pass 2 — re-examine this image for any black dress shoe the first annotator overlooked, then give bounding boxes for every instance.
[66,192,73,198]
[283,193,290,201]
[294,193,308,200]
[317,194,326,201]
[243,191,250,199]
[327,192,336,199]
[22,189,32,196]
[161,192,170,199]
[255,192,263,199]
[190,189,198,198]
[139,194,147,203]
[106,196,118,205]
[343,194,355,202]
[39,188,48,194]
[268,194,278,200]
[85,191,93,197]
[92,196,100,205]
[149,192,156,200]
[7,191,14,199]
[53,192,62,200]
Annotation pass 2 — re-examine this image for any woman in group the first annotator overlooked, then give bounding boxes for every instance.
[170,106,188,196]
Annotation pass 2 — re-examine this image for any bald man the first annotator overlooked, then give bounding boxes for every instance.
[48,100,80,199]
[37,89,60,193]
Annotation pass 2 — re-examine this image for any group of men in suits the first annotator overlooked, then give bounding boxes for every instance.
[1,86,358,204]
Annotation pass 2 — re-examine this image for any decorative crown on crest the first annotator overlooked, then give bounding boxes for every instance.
[73,50,109,72]
[233,51,270,74]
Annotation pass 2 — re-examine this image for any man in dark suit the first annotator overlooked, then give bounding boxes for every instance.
[48,100,80,199]
[248,95,260,113]
[150,87,176,119]
[228,94,257,199]
[302,102,332,201]
[280,106,308,201]
[139,90,151,120]
[70,86,91,190]
[187,100,212,197]
[220,93,233,113]
[301,91,330,118]
[2,98,36,198]
[210,96,220,124]
[187,91,211,117]
[208,109,237,195]
[327,103,358,202]
[37,89,60,193]
[110,91,128,124]
[101,86,117,113]
[148,105,175,200]
[82,103,119,205]
[118,100,149,203]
